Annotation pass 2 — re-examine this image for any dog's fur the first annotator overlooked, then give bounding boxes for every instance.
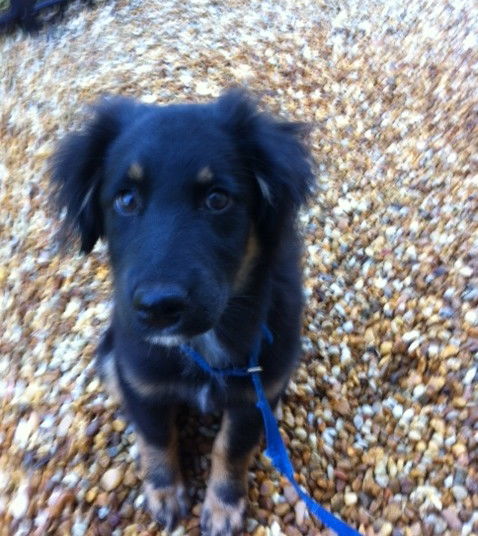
[51,90,314,535]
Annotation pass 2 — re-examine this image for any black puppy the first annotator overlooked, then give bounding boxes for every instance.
[52,90,314,535]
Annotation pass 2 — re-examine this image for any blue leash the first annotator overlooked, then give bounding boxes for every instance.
[180,327,362,536]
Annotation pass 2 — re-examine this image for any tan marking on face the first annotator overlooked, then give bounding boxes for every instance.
[197,166,213,183]
[128,162,144,181]
[233,229,260,292]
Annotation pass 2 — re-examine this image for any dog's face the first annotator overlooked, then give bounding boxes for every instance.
[52,91,313,343]
[100,109,257,343]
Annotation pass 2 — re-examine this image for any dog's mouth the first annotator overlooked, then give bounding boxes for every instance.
[145,333,188,347]
[141,315,216,348]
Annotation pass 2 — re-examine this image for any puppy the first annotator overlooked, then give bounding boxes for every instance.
[51,89,314,535]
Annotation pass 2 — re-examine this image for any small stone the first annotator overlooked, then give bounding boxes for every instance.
[260,479,275,497]
[85,487,99,503]
[379,521,393,536]
[275,502,290,516]
[426,514,447,534]
[283,485,298,505]
[452,397,467,409]
[427,376,445,393]
[413,385,426,400]
[100,467,123,491]
[451,485,467,501]
[72,520,88,536]
[442,507,462,531]
[340,343,352,364]
[48,490,75,518]
[86,419,101,437]
[112,419,126,432]
[57,413,73,438]
[463,366,477,385]
[441,345,459,358]
[451,443,466,457]
[295,500,306,526]
[344,492,358,505]
[97,506,109,520]
[464,309,478,326]
[380,341,393,355]
[459,265,473,277]
[9,482,29,519]
[403,330,420,343]
[384,502,402,522]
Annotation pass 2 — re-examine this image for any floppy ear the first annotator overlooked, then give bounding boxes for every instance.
[216,89,315,234]
[51,97,140,253]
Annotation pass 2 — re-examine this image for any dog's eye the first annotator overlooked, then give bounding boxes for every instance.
[205,189,231,212]
[114,189,141,215]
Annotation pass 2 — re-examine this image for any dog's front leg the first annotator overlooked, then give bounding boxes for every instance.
[201,405,262,536]
[128,398,189,530]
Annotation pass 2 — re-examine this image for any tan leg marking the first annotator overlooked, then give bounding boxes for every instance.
[201,414,255,535]
[136,426,189,530]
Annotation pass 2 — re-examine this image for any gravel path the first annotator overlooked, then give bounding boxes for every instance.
[1,1,477,535]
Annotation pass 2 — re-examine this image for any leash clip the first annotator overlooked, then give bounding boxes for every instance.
[247,366,263,373]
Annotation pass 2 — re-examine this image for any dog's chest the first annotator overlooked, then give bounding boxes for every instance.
[121,331,235,412]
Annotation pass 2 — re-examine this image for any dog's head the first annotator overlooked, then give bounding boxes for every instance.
[52,90,314,343]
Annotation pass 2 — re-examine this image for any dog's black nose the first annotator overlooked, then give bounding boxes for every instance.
[133,285,188,329]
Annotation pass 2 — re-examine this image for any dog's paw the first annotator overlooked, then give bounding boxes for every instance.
[144,479,189,531]
[200,488,245,536]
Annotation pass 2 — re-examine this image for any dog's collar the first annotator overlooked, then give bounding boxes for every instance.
[179,326,361,536]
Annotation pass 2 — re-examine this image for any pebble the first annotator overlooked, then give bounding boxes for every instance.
[9,483,29,519]
[464,309,478,325]
[98,506,109,520]
[100,467,123,491]
[344,492,358,506]
[57,413,74,437]
[380,341,393,355]
[451,485,467,501]
[72,521,88,536]
[48,490,75,518]
[379,521,393,536]
[85,487,99,503]
[260,480,275,497]
[441,345,459,358]
[294,500,306,526]
[86,420,101,437]
[403,330,420,343]
[441,507,462,531]
[283,485,298,505]
[383,502,402,523]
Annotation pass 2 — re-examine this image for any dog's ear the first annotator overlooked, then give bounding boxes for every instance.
[51,97,139,253]
[216,89,315,233]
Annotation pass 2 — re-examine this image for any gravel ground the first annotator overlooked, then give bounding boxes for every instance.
[1,1,477,535]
